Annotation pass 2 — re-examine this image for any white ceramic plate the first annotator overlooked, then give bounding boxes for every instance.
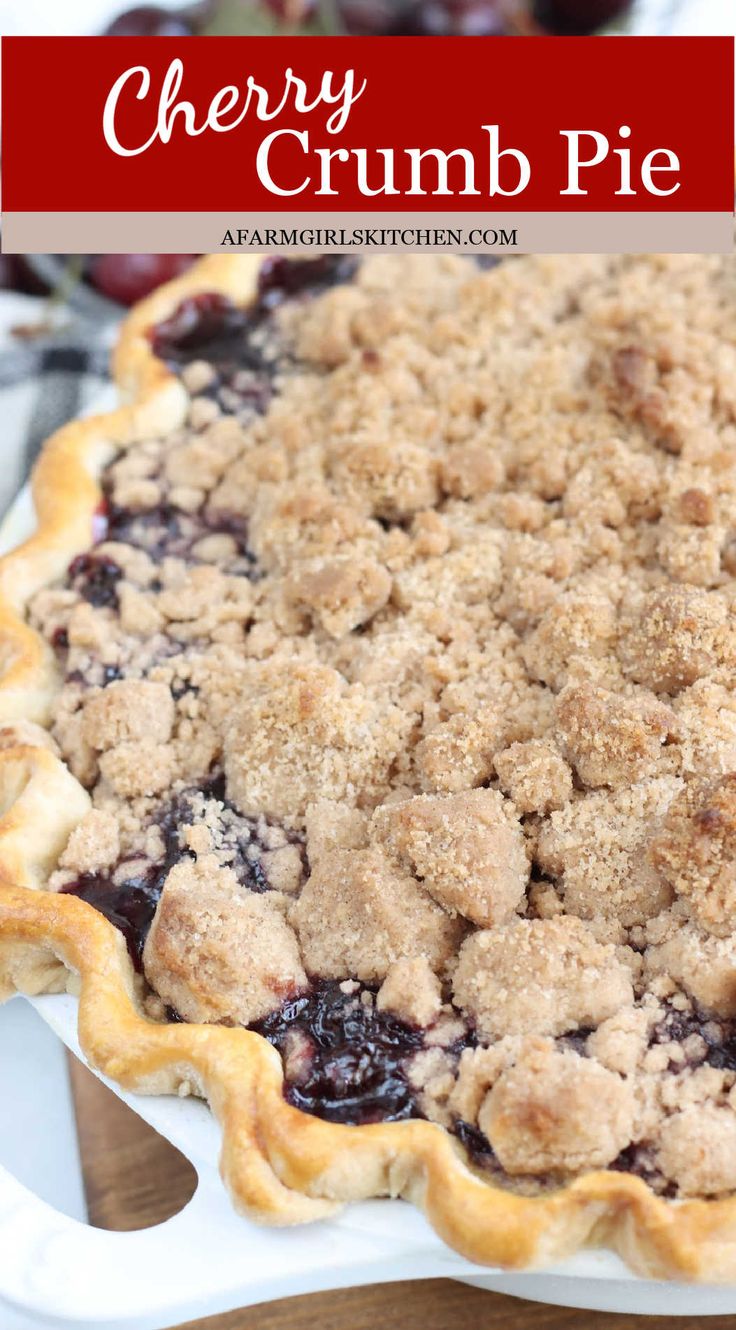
[2,481,736,1325]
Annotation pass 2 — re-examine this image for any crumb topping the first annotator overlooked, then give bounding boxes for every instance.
[452,916,634,1039]
[481,1038,636,1176]
[32,252,736,1201]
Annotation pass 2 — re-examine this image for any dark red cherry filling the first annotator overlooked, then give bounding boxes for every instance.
[98,492,259,576]
[149,257,361,420]
[252,980,425,1124]
[63,870,164,970]
[610,1143,669,1193]
[151,291,256,366]
[256,255,361,309]
[151,256,359,367]
[452,1118,496,1166]
[62,776,302,967]
[651,1004,736,1074]
[68,552,124,609]
[61,784,200,967]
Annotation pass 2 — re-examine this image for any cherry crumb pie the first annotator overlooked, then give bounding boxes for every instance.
[3,252,736,1280]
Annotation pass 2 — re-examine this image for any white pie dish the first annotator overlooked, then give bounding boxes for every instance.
[2,460,736,1324]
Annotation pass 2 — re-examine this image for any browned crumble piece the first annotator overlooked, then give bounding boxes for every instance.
[59,808,120,875]
[67,602,118,653]
[303,800,369,864]
[99,740,177,800]
[371,788,528,927]
[562,438,660,529]
[498,493,547,533]
[410,510,451,558]
[537,776,682,925]
[448,1042,520,1126]
[527,880,566,921]
[609,342,709,456]
[618,586,736,694]
[164,419,243,490]
[287,554,391,637]
[494,739,573,814]
[224,662,411,824]
[117,585,165,637]
[82,680,174,751]
[407,1047,458,1127]
[586,1003,660,1076]
[656,1107,736,1197]
[249,487,369,572]
[480,1039,635,1175]
[649,775,736,936]
[52,693,98,787]
[414,709,502,794]
[179,358,216,395]
[497,530,583,635]
[611,344,657,401]
[290,846,464,982]
[331,439,440,521]
[158,567,254,636]
[392,535,504,620]
[452,917,633,1039]
[555,682,677,790]
[260,843,304,895]
[644,908,736,1017]
[657,521,726,588]
[440,444,504,499]
[674,680,736,777]
[678,487,716,525]
[143,857,307,1025]
[376,957,442,1027]
[523,589,618,691]
[187,397,220,431]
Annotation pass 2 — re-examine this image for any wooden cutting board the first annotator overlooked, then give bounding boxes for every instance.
[68,1053,728,1330]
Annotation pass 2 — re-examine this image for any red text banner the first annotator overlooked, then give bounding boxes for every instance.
[2,35,733,253]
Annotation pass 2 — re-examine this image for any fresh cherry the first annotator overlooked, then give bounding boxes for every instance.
[533,0,632,32]
[88,255,198,307]
[0,254,50,296]
[263,0,318,20]
[390,0,509,34]
[335,0,394,31]
[0,255,28,293]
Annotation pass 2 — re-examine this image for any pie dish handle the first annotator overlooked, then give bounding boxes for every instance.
[0,1154,437,1325]
[0,1159,278,1324]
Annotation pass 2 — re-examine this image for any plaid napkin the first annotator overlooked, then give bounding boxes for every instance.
[0,292,116,518]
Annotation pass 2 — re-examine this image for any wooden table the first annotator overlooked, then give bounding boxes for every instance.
[68,1055,724,1330]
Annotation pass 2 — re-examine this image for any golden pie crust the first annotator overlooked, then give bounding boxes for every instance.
[2,254,736,1281]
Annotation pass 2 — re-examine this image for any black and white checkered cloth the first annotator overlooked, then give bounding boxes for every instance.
[0,293,116,518]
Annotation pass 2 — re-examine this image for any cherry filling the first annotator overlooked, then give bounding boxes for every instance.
[453,1119,497,1166]
[149,256,361,420]
[610,1144,667,1193]
[256,256,361,308]
[97,492,259,576]
[61,260,367,637]
[61,776,302,967]
[68,552,124,609]
[150,256,360,368]
[607,1005,736,1191]
[60,785,199,967]
[651,1005,736,1073]
[62,870,163,970]
[252,981,425,1125]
